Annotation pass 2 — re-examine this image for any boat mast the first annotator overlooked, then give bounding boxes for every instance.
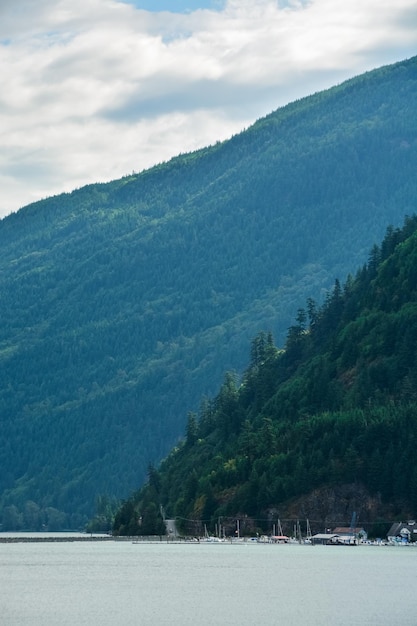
[297,520,302,543]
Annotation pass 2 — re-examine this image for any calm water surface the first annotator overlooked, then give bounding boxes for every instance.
[1,540,416,625]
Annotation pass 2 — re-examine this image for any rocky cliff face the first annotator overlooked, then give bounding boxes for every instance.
[268,483,410,536]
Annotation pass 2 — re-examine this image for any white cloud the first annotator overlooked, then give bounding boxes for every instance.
[0,0,416,216]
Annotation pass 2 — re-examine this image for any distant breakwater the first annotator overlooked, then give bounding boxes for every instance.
[0,535,181,543]
[0,536,114,543]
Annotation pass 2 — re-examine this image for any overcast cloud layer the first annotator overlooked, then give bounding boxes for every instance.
[0,0,416,216]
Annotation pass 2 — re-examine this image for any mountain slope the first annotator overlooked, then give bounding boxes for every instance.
[1,56,417,528]
[113,216,417,537]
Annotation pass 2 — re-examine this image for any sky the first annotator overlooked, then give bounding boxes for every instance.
[0,0,416,217]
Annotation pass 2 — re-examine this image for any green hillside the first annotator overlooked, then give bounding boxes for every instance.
[113,216,417,538]
[1,56,417,529]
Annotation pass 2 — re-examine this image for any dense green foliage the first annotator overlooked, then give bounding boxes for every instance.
[1,56,417,528]
[113,216,417,536]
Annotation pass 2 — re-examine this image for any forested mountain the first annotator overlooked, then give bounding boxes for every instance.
[1,56,417,530]
[113,216,417,538]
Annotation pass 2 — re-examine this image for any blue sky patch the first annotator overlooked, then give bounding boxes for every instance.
[119,1,225,13]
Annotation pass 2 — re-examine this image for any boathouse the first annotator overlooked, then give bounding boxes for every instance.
[311,533,340,545]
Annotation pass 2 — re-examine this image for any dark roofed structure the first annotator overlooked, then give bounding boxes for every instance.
[387,520,417,543]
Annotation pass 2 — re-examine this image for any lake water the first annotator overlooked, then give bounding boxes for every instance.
[1,539,417,625]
